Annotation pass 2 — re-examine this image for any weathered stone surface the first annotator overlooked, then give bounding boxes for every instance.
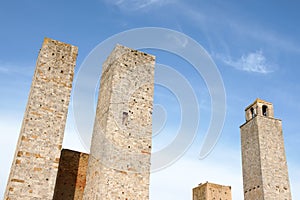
[53,149,89,200]
[193,182,232,200]
[4,38,78,200]
[83,45,155,200]
[240,99,292,200]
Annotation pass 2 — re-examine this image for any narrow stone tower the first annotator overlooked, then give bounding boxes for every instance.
[83,45,155,199]
[4,38,78,199]
[240,99,292,200]
[193,182,232,200]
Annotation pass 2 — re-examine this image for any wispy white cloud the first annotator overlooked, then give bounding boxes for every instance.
[0,66,9,74]
[105,0,171,11]
[166,33,188,48]
[176,1,300,55]
[229,22,300,54]
[217,50,275,74]
[0,61,33,76]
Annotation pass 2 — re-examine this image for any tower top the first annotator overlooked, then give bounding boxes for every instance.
[245,98,274,121]
[193,182,232,200]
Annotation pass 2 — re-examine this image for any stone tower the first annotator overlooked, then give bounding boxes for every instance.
[53,149,89,200]
[240,99,292,200]
[83,45,155,199]
[4,38,78,199]
[192,182,232,200]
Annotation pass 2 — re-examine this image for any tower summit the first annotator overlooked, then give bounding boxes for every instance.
[240,99,292,199]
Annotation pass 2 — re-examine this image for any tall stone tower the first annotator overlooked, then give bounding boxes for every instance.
[192,182,232,200]
[240,99,292,200]
[4,38,78,199]
[83,45,155,199]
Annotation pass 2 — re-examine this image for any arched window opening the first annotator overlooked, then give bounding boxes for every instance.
[122,112,128,125]
[250,107,256,118]
[262,105,268,116]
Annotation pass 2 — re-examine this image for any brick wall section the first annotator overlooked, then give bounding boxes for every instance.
[193,182,232,200]
[53,149,89,200]
[240,99,292,200]
[240,117,264,199]
[83,45,155,199]
[258,116,291,199]
[4,38,78,200]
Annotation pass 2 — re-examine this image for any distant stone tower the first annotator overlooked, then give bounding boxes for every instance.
[192,182,232,200]
[53,149,89,200]
[83,45,155,199]
[240,99,292,200]
[4,38,78,199]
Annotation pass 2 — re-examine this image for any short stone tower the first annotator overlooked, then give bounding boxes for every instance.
[83,45,155,199]
[4,38,78,199]
[53,149,89,200]
[193,182,232,200]
[240,99,292,200]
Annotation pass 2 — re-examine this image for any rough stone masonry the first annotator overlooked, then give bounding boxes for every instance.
[4,38,78,200]
[193,182,232,200]
[83,45,155,199]
[53,149,89,200]
[240,99,292,200]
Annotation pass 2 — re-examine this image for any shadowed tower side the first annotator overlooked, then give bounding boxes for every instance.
[83,45,155,199]
[4,38,78,200]
[240,99,292,200]
[53,149,89,200]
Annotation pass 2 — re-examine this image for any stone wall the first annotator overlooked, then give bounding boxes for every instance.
[53,149,89,200]
[258,116,291,199]
[193,182,232,200]
[4,38,78,200]
[83,45,155,199]
[240,117,264,199]
[240,99,292,200]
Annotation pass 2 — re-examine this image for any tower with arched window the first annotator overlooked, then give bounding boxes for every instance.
[240,99,292,200]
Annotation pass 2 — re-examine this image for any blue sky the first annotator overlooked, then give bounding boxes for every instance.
[0,1,300,199]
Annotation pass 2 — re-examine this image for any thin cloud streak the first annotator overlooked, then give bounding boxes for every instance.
[0,67,9,74]
[230,22,300,54]
[105,0,172,11]
[177,1,300,55]
[0,62,34,76]
[166,33,189,48]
